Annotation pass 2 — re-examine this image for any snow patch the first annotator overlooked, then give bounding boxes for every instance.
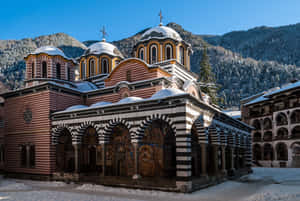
[149,88,186,100]
[90,101,112,107]
[118,97,144,104]
[32,46,69,59]
[65,105,88,111]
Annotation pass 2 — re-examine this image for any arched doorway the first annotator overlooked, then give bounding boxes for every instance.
[263,131,273,141]
[276,143,288,161]
[106,124,133,177]
[253,144,262,161]
[252,119,261,130]
[263,143,274,160]
[277,128,288,140]
[81,126,98,173]
[263,118,272,130]
[291,142,300,167]
[253,132,262,142]
[291,110,300,124]
[276,113,288,126]
[56,128,74,172]
[139,119,176,178]
[191,125,201,177]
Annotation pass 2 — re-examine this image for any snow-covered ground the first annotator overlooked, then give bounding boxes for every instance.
[0,168,300,201]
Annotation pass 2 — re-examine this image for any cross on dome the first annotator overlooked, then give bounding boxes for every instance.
[100,26,108,42]
[159,10,163,26]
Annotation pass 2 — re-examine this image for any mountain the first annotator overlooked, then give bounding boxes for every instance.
[201,23,300,66]
[1,23,300,108]
[0,33,87,89]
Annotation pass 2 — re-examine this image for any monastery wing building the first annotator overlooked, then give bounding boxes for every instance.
[0,22,252,192]
[242,81,300,168]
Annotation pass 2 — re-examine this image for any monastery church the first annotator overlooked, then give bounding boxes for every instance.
[0,17,252,192]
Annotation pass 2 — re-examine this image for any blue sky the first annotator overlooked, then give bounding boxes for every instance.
[1,0,300,42]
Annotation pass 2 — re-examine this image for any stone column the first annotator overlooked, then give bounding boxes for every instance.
[102,144,106,177]
[230,147,235,172]
[73,144,80,173]
[132,142,140,179]
[200,143,207,177]
[221,146,227,175]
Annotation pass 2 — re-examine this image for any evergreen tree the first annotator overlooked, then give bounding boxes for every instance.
[198,46,220,105]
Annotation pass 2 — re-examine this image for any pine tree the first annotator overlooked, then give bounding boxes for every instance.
[198,46,219,105]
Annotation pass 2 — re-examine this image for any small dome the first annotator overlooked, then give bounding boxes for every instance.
[118,97,143,104]
[140,25,182,42]
[32,46,68,59]
[150,88,186,99]
[65,105,88,111]
[90,101,112,108]
[84,41,124,58]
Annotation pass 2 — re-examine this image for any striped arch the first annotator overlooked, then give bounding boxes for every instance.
[51,124,75,145]
[192,116,208,144]
[136,114,175,141]
[227,130,235,147]
[76,121,101,144]
[208,124,221,145]
[103,118,132,143]
[219,128,227,146]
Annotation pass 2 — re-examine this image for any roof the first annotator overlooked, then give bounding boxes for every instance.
[31,46,69,60]
[244,81,300,106]
[140,25,182,42]
[84,41,124,58]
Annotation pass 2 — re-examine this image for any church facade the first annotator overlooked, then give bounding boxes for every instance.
[0,22,252,192]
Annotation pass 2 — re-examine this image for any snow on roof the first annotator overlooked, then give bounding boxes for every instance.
[84,41,124,58]
[150,88,187,100]
[244,95,269,106]
[90,101,112,108]
[223,110,241,119]
[65,105,88,111]
[75,82,98,92]
[118,97,144,104]
[32,46,69,59]
[266,81,300,96]
[140,25,182,42]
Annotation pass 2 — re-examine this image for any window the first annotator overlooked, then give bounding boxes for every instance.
[56,63,61,79]
[101,58,109,74]
[81,62,86,79]
[89,59,95,77]
[42,61,47,78]
[139,48,144,60]
[0,145,4,163]
[179,46,185,65]
[67,67,71,81]
[165,44,172,60]
[126,70,132,82]
[29,145,35,167]
[31,62,35,78]
[150,45,157,64]
[21,145,27,167]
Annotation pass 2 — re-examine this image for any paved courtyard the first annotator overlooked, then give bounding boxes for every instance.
[0,168,300,201]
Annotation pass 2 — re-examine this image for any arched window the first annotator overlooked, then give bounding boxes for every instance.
[21,145,27,167]
[29,145,35,167]
[101,58,109,74]
[139,48,144,61]
[291,110,300,124]
[89,59,95,77]
[276,113,288,126]
[277,127,288,140]
[179,46,185,65]
[252,119,261,130]
[263,118,272,130]
[263,131,273,141]
[56,63,61,79]
[292,126,300,139]
[165,44,172,60]
[253,132,262,142]
[150,45,157,64]
[81,61,86,79]
[42,61,47,78]
[31,62,35,78]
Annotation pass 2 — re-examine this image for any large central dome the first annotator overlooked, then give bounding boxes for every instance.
[140,25,182,42]
[84,41,124,58]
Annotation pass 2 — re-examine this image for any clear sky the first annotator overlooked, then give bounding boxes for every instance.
[1,0,300,42]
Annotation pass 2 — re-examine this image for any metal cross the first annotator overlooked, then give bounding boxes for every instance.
[159,10,163,24]
[100,26,108,40]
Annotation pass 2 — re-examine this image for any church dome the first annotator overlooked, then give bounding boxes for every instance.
[140,25,182,42]
[32,46,69,59]
[84,41,124,58]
